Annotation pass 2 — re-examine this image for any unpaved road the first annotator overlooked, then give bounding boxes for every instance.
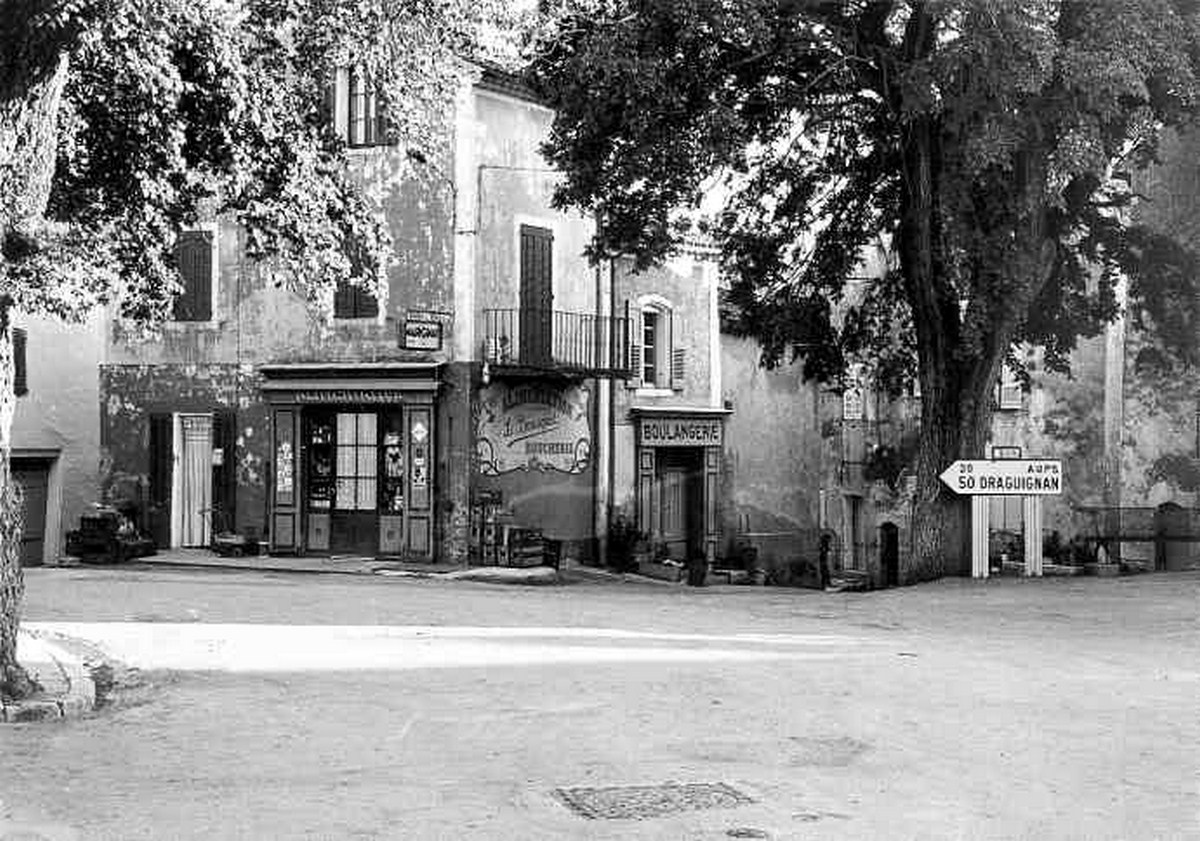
[2,567,1196,840]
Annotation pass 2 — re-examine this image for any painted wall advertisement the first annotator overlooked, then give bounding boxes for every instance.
[477,384,591,475]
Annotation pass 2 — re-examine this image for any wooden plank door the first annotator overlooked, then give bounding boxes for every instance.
[405,405,433,557]
[148,413,173,548]
[270,408,300,552]
[12,461,49,566]
[519,225,553,365]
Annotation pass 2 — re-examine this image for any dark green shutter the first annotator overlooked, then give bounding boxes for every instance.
[211,410,237,532]
[12,327,27,396]
[670,311,685,391]
[172,231,213,321]
[148,413,173,548]
[626,306,641,388]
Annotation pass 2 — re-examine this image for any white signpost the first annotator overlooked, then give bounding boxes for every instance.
[939,459,1063,579]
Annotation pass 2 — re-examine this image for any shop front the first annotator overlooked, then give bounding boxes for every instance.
[631,407,729,564]
[262,363,440,559]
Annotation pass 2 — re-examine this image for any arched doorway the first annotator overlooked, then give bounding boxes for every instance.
[1154,502,1189,571]
[879,522,900,587]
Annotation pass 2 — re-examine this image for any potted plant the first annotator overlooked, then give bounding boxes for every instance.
[607,513,648,572]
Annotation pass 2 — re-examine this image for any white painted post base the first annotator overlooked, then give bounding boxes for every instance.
[1023,496,1043,577]
[971,496,990,578]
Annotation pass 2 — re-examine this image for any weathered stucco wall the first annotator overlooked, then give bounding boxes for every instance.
[473,90,596,325]
[720,336,820,539]
[107,146,455,369]
[12,311,104,560]
[100,364,270,538]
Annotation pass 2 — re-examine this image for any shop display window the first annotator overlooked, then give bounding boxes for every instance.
[306,412,335,509]
[336,412,378,510]
[381,411,405,512]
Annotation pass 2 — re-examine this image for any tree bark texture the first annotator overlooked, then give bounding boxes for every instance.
[0,300,34,699]
[0,29,68,698]
[893,89,1001,582]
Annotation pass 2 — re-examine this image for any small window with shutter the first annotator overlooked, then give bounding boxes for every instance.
[13,327,27,397]
[333,281,379,319]
[629,298,683,391]
[172,230,215,322]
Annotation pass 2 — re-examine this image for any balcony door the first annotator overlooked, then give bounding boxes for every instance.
[520,225,553,365]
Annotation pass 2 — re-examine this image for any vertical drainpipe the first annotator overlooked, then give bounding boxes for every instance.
[451,74,478,567]
[594,215,612,566]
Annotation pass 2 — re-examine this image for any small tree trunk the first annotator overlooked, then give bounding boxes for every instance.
[0,300,35,699]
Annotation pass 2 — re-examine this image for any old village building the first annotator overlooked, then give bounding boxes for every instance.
[96,65,731,571]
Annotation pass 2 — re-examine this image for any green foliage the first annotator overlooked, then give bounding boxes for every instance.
[863,430,922,493]
[2,0,512,327]
[1148,452,1200,491]
[531,0,1200,389]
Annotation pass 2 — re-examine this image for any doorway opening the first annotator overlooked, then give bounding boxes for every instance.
[880,521,900,587]
[173,413,213,548]
[654,448,704,562]
[12,457,52,566]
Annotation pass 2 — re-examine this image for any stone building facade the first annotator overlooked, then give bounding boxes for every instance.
[97,65,734,569]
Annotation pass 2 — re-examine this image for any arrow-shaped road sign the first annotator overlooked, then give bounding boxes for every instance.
[939,459,1063,496]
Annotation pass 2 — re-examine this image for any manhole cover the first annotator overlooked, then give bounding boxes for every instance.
[554,782,754,820]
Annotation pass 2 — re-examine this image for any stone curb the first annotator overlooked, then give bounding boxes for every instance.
[1,631,97,724]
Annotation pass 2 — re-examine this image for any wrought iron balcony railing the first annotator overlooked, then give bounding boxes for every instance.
[482,307,632,378]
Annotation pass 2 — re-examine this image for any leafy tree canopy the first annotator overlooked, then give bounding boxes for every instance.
[1,0,511,329]
[531,0,1200,393]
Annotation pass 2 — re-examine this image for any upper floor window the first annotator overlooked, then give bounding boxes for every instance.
[333,280,379,320]
[996,365,1023,411]
[631,297,683,392]
[642,309,661,385]
[13,327,27,397]
[326,67,390,148]
[172,230,215,322]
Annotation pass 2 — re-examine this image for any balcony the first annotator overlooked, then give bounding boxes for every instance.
[482,307,632,379]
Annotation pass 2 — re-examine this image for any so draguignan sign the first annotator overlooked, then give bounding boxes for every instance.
[939,459,1063,496]
[476,384,591,475]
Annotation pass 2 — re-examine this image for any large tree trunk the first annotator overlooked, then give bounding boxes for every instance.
[906,364,995,582]
[892,37,1003,582]
[0,35,70,698]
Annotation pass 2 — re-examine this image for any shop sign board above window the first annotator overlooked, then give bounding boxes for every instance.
[638,416,723,447]
[402,318,443,351]
[476,384,591,475]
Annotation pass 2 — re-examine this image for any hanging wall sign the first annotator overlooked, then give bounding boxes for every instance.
[476,384,591,475]
[402,318,443,351]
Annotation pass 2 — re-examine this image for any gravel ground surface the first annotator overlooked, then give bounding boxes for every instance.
[2,566,1196,841]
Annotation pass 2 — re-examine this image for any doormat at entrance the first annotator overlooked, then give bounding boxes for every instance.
[553,782,754,820]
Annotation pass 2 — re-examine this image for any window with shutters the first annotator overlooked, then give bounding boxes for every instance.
[642,310,660,385]
[171,230,215,322]
[631,296,683,392]
[333,280,379,319]
[324,67,390,149]
[12,327,27,397]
